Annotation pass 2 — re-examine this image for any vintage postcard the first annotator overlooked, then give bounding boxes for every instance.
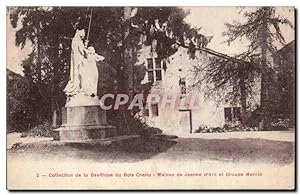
[7,6,295,190]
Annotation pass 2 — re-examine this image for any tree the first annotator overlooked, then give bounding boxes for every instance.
[9,7,84,127]
[190,48,257,125]
[272,40,295,125]
[221,7,293,127]
[8,7,210,132]
[7,69,32,132]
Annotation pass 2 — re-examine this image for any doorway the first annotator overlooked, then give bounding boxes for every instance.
[178,109,192,134]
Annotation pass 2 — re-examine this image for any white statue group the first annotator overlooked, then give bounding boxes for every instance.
[64,29,105,99]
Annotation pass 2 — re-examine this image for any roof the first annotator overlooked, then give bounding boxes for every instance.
[276,40,295,53]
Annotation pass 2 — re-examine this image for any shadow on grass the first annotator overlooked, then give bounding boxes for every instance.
[7,136,294,164]
[160,138,294,165]
[7,135,178,163]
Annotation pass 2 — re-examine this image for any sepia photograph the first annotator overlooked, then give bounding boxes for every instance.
[6,6,295,190]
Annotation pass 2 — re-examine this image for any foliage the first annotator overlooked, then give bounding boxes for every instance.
[270,118,290,130]
[194,124,258,133]
[193,7,293,126]
[272,41,295,117]
[223,7,293,115]
[224,7,293,59]
[7,70,32,132]
[8,7,210,133]
[194,55,257,105]
[21,121,52,137]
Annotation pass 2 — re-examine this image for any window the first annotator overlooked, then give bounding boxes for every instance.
[151,104,159,117]
[179,77,187,95]
[233,107,241,120]
[224,107,241,122]
[162,60,167,71]
[147,58,153,69]
[143,107,149,117]
[224,108,232,122]
[146,58,163,83]
[148,71,154,83]
[155,58,161,68]
[143,104,159,117]
[155,70,162,81]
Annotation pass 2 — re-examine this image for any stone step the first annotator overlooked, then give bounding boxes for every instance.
[55,135,140,145]
[52,125,117,141]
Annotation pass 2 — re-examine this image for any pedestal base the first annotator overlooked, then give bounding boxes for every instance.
[53,124,116,141]
[53,104,116,142]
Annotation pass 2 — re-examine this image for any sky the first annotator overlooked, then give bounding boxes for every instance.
[184,6,295,55]
[7,7,295,76]
[7,13,32,76]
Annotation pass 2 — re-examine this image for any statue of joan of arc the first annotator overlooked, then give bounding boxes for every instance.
[64,29,87,97]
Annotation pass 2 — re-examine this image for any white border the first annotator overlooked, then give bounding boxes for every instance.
[1,0,298,194]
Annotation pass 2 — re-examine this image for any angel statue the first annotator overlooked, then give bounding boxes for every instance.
[80,46,105,97]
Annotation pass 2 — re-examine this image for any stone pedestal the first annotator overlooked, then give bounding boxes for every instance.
[53,94,116,141]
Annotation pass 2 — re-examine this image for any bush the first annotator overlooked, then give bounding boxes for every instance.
[21,121,53,137]
[7,71,32,133]
[194,124,258,133]
[270,118,290,130]
[107,110,163,137]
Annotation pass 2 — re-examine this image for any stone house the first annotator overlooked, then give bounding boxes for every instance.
[135,45,261,135]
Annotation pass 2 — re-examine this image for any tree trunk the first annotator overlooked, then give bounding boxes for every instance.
[260,14,270,129]
[121,7,134,134]
[35,8,42,83]
[36,18,44,124]
[37,28,42,83]
[51,28,61,128]
[239,67,247,125]
[123,7,134,91]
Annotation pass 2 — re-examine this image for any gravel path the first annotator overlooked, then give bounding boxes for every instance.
[7,131,294,164]
[7,130,295,189]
